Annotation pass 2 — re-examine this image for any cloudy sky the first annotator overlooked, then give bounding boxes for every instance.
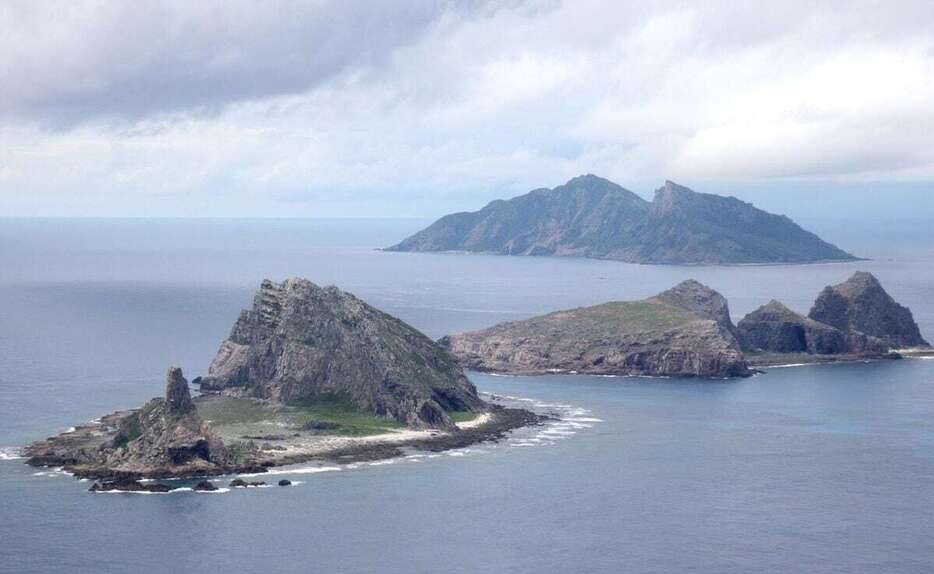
[2,0,933,217]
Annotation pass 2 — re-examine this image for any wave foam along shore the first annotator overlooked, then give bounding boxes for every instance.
[0,447,25,461]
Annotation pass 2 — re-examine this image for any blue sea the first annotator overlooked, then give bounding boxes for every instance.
[1,217,933,574]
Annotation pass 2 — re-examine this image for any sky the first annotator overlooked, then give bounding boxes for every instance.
[1,0,933,219]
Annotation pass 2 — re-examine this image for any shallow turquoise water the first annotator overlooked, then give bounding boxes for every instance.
[1,218,933,573]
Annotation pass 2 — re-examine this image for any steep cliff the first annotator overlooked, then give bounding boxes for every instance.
[198,278,486,430]
[736,300,887,356]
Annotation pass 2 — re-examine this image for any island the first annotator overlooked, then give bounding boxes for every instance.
[385,175,858,265]
[25,278,540,489]
[440,280,751,377]
[441,273,929,377]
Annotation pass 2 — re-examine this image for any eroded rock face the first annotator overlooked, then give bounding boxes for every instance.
[736,300,887,355]
[809,272,929,348]
[441,280,750,378]
[198,278,486,430]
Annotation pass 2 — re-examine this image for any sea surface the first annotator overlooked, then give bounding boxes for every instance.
[1,217,933,574]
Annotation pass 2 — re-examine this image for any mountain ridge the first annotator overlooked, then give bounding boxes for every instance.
[386,175,858,265]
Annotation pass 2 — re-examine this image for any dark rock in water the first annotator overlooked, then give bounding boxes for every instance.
[301,420,342,431]
[441,280,750,378]
[809,272,929,348]
[230,478,267,488]
[385,175,857,265]
[89,478,175,493]
[193,480,218,492]
[278,479,292,486]
[198,278,487,430]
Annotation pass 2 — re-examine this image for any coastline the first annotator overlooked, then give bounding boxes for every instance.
[25,405,544,482]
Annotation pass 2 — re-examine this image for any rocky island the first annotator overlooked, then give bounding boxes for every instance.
[25,278,540,486]
[386,175,857,265]
[442,273,929,377]
[441,280,751,378]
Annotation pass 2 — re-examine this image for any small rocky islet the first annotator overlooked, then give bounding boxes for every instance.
[25,278,541,486]
[441,272,930,377]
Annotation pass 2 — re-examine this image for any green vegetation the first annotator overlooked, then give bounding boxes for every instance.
[539,300,695,333]
[448,411,479,423]
[196,395,276,425]
[112,414,141,448]
[286,394,404,437]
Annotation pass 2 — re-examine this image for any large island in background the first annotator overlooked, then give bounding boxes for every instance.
[386,175,859,265]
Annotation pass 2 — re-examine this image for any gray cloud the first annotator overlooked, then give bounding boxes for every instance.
[0,0,468,125]
[2,0,934,217]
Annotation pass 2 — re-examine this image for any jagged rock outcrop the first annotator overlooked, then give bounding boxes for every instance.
[386,175,857,265]
[809,272,929,349]
[441,280,750,378]
[736,300,887,356]
[198,278,486,430]
[26,367,238,477]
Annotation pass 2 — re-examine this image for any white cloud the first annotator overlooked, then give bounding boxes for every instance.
[1,0,934,216]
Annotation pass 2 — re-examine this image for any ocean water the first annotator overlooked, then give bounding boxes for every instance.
[1,218,933,574]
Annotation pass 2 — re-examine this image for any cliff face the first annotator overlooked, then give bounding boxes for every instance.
[441,280,750,378]
[809,272,929,349]
[386,175,856,265]
[736,300,887,356]
[198,278,486,430]
[26,367,237,477]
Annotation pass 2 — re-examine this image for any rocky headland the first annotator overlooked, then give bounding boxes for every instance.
[386,175,857,265]
[441,280,751,378]
[25,278,542,483]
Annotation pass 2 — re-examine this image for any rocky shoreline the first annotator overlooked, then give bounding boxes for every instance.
[27,398,545,486]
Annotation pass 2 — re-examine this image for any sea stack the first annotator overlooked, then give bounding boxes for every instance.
[26,367,235,477]
[809,272,929,349]
[198,278,487,429]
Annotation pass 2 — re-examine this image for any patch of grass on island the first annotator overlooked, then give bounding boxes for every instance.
[195,395,276,425]
[287,394,404,437]
[448,411,479,423]
[583,300,695,331]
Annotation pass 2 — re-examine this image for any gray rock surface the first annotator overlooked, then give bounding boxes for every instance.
[198,278,486,429]
[386,175,857,265]
[26,367,238,477]
[737,300,887,355]
[441,280,750,378]
[809,272,929,348]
